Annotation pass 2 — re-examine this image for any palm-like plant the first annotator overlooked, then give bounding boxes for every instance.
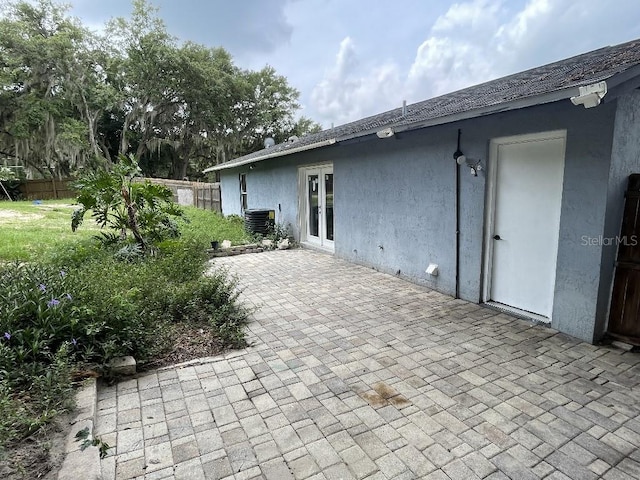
[71,154,182,250]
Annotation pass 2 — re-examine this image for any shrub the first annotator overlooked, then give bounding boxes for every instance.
[0,343,74,454]
[0,264,77,450]
[177,209,250,249]
[246,221,295,249]
[71,154,183,250]
[49,239,246,361]
[166,269,249,348]
[0,264,78,386]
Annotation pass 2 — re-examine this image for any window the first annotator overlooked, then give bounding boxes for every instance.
[239,173,247,211]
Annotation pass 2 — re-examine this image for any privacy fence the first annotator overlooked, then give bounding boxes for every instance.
[141,178,222,213]
[18,178,75,200]
[9,178,221,213]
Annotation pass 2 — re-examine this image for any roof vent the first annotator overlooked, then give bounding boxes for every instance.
[402,100,407,115]
[570,81,607,108]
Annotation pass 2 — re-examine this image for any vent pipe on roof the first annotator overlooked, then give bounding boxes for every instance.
[402,100,407,115]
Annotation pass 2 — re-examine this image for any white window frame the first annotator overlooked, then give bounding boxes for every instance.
[239,173,248,212]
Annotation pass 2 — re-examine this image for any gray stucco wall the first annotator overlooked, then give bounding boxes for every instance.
[219,98,619,343]
[596,90,640,341]
[335,133,458,295]
[220,155,312,239]
[220,172,241,216]
[550,103,617,341]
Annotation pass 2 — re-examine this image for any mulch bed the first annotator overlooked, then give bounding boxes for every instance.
[138,322,227,371]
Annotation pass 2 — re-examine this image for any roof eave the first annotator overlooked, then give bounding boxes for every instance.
[204,138,337,172]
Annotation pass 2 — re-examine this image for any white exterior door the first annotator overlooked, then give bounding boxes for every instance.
[303,165,334,250]
[485,131,566,320]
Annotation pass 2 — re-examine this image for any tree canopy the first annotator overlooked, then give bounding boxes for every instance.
[0,0,321,179]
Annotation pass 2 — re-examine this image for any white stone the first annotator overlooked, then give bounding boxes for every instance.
[221,240,232,249]
[262,239,273,247]
[109,356,137,376]
[277,238,290,250]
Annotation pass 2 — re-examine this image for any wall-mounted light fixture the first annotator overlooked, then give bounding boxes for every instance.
[456,154,483,176]
[570,81,607,109]
[453,129,482,176]
[249,163,256,170]
[376,127,395,139]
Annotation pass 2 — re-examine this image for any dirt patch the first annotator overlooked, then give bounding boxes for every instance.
[33,204,76,211]
[138,322,227,371]
[0,204,76,223]
[0,210,43,222]
[0,410,74,480]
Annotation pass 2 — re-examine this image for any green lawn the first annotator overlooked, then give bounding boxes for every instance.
[0,199,250,262]
[178,208,249,247]
[0,199,98,262]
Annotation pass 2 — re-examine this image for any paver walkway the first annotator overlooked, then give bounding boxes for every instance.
[97,249,640,480]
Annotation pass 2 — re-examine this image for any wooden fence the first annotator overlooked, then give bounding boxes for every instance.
[13,177,221,213]
[18,178,75,200]
[143,178,221,213]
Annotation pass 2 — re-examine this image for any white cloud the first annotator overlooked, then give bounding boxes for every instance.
[407,36,493,98]
[496,0,551,48]
[309,0,640,127]
[311,37,403,126]
[432,0,503,34]
[406,0,504,100]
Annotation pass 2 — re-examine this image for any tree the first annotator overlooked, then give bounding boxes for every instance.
[112,1,320,179]
[0,0,322,180]
[213,66,305,166]
[0,0,118,177]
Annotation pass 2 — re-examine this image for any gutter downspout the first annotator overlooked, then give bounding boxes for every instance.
[454,129,462,299]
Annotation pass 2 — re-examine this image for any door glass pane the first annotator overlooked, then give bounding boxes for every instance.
[325,173,334,241]
[308,174,319,237]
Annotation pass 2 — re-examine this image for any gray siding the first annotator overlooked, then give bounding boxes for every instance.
[219,98,619,343]
[335,134,457,294]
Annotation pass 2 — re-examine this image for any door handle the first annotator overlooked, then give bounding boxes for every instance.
[493,234,502,240]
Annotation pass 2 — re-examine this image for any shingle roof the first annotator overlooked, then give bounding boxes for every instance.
[208,38,640,172]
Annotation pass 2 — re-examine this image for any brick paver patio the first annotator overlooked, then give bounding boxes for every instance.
[97,249,640,480]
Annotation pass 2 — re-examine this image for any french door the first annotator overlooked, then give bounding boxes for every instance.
[303,165,334,250]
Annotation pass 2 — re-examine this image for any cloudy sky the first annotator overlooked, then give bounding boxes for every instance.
[69,0,640,128]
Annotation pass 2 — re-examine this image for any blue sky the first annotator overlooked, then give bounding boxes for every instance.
[69,0,640,128]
